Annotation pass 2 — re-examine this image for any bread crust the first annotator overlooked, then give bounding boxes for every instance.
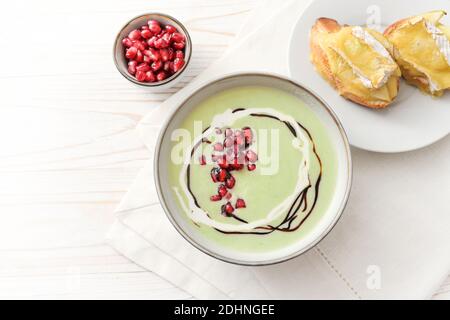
[383,18,409,37]
[310,18,398,108]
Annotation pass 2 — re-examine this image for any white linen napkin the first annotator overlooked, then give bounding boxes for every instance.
[107,0,450,299]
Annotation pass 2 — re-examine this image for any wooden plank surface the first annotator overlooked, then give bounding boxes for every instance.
[0,0,448,299]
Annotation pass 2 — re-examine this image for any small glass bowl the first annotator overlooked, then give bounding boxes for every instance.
[113,13,192,91]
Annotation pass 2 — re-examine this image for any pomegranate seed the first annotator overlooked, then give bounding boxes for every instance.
[147,36,158,47]
[246,150,258,163]
[135,50,143,62]
[135,70,146,82]
[162,33,172,43]
[235,199,246,209]
[161,39,170,48]
[172,32,185,43]
[199,155,206,165]
[218,169,228,182]
[128,29,141,40]
[165,25,177,34]
[221,202,234,216]
[151,60,163,72]
[125,46,138,59]
[211,168,220,182]
[160,48,170,62]
[145,71,156,82]
[235,135,244,146]
[225,148,234,160]
[163,61,171,72]
[215,128,222,135]
[225,152,234,164]
[173,41,185,50]
[243,127,253,144]
[148,20,161,34]
[156,71,167,81]
[225,193,232,200]
[136,63,150,73]
[127,65,136,75]
[122,37,133,48]
[132,40,146,51]
[213,143,224,151]
[224,137,233,148]
[144,48,160,61]
[218,185,227,197]
[225,175,235,189]
[247,164,256,171]
[210,195,222,202]
[167,48,175,60]
[155,38,169,49]
[127,60,138,75]
[141,29,152,39]
[141,25,150,31]
[152,39,161,49]
[175,50,184,59]
[225,128,233,137]
[143,55,151,64]
[173,58,185,72]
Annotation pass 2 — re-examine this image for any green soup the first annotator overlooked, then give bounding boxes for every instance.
[168,85,338,253]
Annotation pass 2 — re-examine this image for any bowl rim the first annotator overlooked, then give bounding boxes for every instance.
[153,72,353,266]
[113,12,192,87]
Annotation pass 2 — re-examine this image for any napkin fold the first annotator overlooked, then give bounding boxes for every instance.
[108,0,450,299]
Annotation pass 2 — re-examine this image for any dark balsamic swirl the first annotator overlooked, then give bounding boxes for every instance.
[185,108,322,235]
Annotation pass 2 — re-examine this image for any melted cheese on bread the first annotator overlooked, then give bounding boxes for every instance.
[385,11,450,96]
[329,26,399,89]
[313,25,400,103]
[326,49,399,103]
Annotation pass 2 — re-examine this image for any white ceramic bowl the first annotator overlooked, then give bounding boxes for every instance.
[154,73,352,265]
[113,13,192,91]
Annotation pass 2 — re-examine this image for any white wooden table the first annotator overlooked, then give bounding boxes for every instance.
[0,0,448,299]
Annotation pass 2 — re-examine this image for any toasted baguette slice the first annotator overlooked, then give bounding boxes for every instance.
[310,18,401,108]
[384,11,450,97]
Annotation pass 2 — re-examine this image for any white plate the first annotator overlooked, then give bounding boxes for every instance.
[288,0,450,153]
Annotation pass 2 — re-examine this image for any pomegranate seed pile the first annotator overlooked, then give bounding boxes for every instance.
[200,127,258,217]
[122,19,186,83]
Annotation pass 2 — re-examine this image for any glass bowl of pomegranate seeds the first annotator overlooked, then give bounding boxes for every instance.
[113,13,191,89]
